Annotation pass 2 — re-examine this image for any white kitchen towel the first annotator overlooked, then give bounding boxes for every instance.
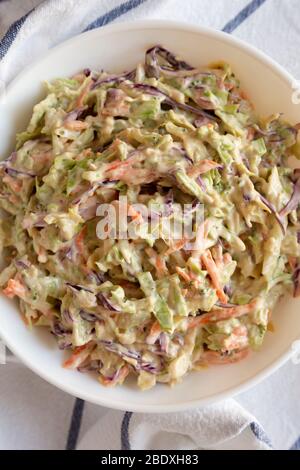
[2,0,300,85]
[0,0,300,451]
[77,402,272,450]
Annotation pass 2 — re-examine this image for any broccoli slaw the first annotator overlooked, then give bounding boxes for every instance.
[0,46,300,390]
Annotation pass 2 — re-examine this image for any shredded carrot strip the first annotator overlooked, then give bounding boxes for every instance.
[188,299,257,329]
[106,159,132,173]
[165,238,187,256]
[176,267,192,283]
[63,342,94,369]
[175,267,200,288]
[75,226,87,257]
[114,200,144,224]
[100,365,129,387]
[146,248,168,278]
[155,257,168,278]
[8,194,19,204]
[3,279,26,299]
[128,205,144,224]
[223,325,249,351]
[198,348,249,365]
[288,256,297,271]
[201,249,228,303]
[149,321,161,337]
[146,321,162,345]
[223,252,232,265]
[105,152,143,174]
[247,127,255,141]
[108,168,156,185]
[64,121,89,131]
[3,175,22,193]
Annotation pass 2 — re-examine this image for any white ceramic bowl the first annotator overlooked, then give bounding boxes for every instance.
[1,20,300,412]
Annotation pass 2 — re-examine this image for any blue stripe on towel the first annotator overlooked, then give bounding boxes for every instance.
[66,398,85,450]
[84,0,148,32]
[0,10,33,60]
[290,435,300,450]
[121,412,133,450]
[222,0,268,33]
[250,422,273,448]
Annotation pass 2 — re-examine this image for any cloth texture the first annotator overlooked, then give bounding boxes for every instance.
[0,0,300,451]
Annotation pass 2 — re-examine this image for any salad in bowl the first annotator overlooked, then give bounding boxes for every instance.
[0,45,299,391]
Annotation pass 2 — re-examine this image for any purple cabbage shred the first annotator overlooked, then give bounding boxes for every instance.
[97,293,120,311]
[91,69,136,90]
[293,265,300,297]
[258,193,286,234]
[79,310,98,322]
[279,173,300,218]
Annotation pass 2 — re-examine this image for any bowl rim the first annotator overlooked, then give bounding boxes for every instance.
[1,19,297,412]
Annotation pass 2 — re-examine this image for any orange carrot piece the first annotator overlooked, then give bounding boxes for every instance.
[3,279,26,299]
[146,321,162,345]
[146,247,168,278]
[223,325,249,351]
[247,127,255,141]
[176,267,192,283]
[63,342,94,369]
[3,175,22,193]
[128,205,144,224]
[8,194,19,204]
[223,252,232,265]
[155,257,168,278]
[175,267,200,288]
[106,159,132,173]
[198,348,249,365]
[105,152,143,174]
[188,299,257,329]
[165,238,187,256]
[75,226,87,256]
[64,121,89,131]
[100,365,129,387]
[149,321,162,337]
[224,82,235,91]
[288,256,297,271]
[108,167,156,185]
[201,249,228,303]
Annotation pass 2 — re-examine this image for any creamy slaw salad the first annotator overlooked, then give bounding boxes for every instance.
[0,46,300,390]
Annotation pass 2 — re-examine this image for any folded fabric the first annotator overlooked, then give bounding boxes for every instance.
[77,402,271,450]
[1,0,300,451]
